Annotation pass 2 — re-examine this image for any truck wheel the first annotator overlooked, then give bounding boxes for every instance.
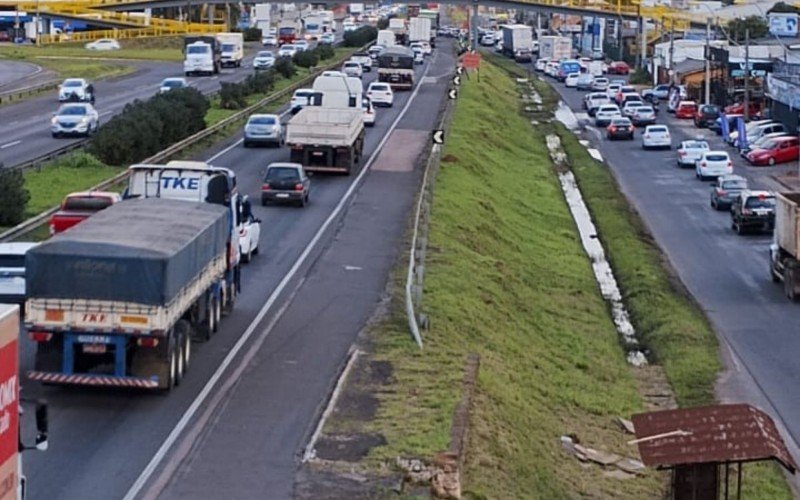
[771,261,781,283]
[203,296,216,340]
[222,282,235,316]
[213,294,222,330]
[165,346,177,390]
[175,320,191,382]
[785,267,797,301]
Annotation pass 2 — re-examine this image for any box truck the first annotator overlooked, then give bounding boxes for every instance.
[216,32,244,68]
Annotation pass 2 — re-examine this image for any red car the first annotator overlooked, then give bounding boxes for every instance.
[675,101,698,119]
[607,61,630,75]
[746,136,800,166]
[48,191,121,235]
[724,102,761,118]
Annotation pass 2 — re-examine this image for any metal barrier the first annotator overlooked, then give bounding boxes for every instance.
[0,45,367,242]
[0,79,60,105]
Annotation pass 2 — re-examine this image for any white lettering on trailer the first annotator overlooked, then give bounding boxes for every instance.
[0,375,16,413]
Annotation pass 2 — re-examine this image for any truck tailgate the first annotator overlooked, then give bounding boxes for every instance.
[286,108,363,146]
[777,192,800,257]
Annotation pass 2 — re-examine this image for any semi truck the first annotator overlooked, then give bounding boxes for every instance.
[377,46,415,90]
[278,20,300,45]
[389,17,407,45]
[183,36,220,76]
[1,304,49,500]
[771,192,800,299]
[25,199,233,391]
[539,35,573,60]
[216,32,244,68]
[501,24,533,61]
[408,17,431,44]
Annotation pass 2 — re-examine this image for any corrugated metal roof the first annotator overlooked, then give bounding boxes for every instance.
[631,404,797,473]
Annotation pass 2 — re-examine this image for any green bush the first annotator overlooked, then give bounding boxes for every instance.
[293,49,319,68]
[629,67,651,85]
[57,151,107,169]
[314,44,335,61]
[89,88,209,166]
[377,17,390,30]
[219,81,248,109]
[0,167,30,226]
[343,26,377,47]
[242,27,262,42]
[245,69,276,94]
[274,57,296,78]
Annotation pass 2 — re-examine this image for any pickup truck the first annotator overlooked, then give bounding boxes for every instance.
[49,191,121,235]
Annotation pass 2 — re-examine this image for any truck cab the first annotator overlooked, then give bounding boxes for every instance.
[217,32,244,68]
[184,39,219,76]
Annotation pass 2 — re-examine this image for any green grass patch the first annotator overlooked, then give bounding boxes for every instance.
[0,36,183,62]
[23,153,120,218]
[345,59,664,498]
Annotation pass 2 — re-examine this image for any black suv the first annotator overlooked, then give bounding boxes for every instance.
[731,190,776,235]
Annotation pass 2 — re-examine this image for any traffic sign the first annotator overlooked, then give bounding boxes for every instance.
[463,53,481,69]
[432,130,445,144]
[448,88,458,100]
[453,75,461,86]
[456,65,464,75]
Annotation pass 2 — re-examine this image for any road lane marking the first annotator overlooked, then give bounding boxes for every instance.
[0,140,21,149]
[123,59,434,500]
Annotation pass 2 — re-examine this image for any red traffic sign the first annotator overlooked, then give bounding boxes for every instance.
[463,53,481,69]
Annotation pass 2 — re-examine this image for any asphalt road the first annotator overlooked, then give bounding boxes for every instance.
[0,60,42,88]
[20,42,453,500]
[541,68,800,462]
[0,41,320,168]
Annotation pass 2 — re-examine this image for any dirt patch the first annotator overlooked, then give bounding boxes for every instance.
[294,463,402,499]
[316,433,388,462]
[442,154,459,163]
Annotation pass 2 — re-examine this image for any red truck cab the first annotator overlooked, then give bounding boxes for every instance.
[49,191,121,235]
[278,26,297,45]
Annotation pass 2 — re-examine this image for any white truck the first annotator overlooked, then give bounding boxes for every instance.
[588,60,604,76]
[501,24,533,61]
[216,32,244,68]
[408,17,431,43]
[377,29,396,47]
[389,17,407,44]
[253,3,271,35]
[303,14,323,39]
[538,35,573,60]
[349,3,364,16]
[771,192,800,299]
[183,36,220,76]
[286,75,365,175]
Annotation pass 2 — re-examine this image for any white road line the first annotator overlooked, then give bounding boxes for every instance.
[0,140,21,149]
[302,348,361,462]
[122,60,433,500]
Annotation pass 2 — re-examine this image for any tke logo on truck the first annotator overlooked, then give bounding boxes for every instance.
[81,313,107,324]
[161,177,200,190]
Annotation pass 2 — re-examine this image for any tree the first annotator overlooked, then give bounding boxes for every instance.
[768,1,800,13]
[727,16,769,42]
[0,167,30,226]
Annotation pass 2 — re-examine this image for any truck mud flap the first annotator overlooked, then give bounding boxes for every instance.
[28,371,159,389]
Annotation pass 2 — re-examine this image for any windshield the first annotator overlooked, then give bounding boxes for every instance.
[63,196,114,211]
[281,45,295,50]
[257,51,273,58]
[745,196,775,209]
[222,43,236,52]
[63,80,82,87]
[705,154,728,161]
[59,106,87,116]
[685,141,708,149]
[760,140,778,150]
[163,80,184,88]
[187,46,208,54]
[0,255,25,268]
[279,27,295,35]
[611,119,630,125]
[722,180,747,190]
[649,127,668,133]
[266,167,300,181]
[306,23,320,30]
[249,116,277,125]
[295,91,313,98]
[371,84,389,91]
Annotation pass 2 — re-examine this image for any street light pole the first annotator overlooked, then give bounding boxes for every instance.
[744,27,750,121]
[705,16,711,105]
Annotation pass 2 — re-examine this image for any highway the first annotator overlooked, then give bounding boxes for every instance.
[543,69,800,463]
[20,41,454,500]
[0,39,331,169]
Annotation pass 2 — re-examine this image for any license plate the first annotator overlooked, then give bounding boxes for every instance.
[276,193,289,198]
[312,152,324,157]
[83,344,107,354]
[77,334,112,344]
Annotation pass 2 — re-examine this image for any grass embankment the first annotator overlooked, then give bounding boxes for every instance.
[339,61,663,497]
[494,56,791,498]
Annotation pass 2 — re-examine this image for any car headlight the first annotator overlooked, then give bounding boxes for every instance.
[51,117,58,125]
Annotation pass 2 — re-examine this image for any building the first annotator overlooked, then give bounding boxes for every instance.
[766,60,800,131]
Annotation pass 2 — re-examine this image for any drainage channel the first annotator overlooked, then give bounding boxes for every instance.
[544,121,648,366]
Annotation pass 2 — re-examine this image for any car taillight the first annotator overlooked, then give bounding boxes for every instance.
[261,183,271,191]
[137,337,160,348]
[609,126,617,132]
[295,183,304,191]
[645,134,650,138]
[679,151,686,156]
[718,189,727,195]
[29,331,52,342]
[700,162,707,167]
[742,209,753,215]
[727,161,732,167]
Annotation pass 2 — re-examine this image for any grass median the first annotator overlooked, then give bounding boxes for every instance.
[490,53,792,498]
[321,59,667,497]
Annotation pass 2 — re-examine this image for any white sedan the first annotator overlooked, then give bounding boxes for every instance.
[159,77,188,93]
[564,72,580,88]
[85,38,120,50]
[51,103,100,138]
[253,50,276,70]
[641,125,672,150]
[342,61,363,78]
[676,139,709,168]
[696,151,733,181]
[278,44,297,58]
[367,82,394,107]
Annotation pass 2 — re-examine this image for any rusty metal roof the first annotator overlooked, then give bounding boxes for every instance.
[631,404,797,473]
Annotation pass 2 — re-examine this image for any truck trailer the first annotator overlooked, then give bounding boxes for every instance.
[26,199,233,391]
[538,35,572,61]
[377,46,415,90]
[286,107,365,174]
[771,192,800,299]
[501,24,533,61]
[408,17,431,43]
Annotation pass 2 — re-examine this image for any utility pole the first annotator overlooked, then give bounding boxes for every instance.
[640,10,647,69]
[704,17,711,104]
[668,25,675,84]
[744,28,750,121]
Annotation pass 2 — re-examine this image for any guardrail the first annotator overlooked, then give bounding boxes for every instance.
[0,79,60,105]
[0,45,368,243]
[405,65,458,349]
